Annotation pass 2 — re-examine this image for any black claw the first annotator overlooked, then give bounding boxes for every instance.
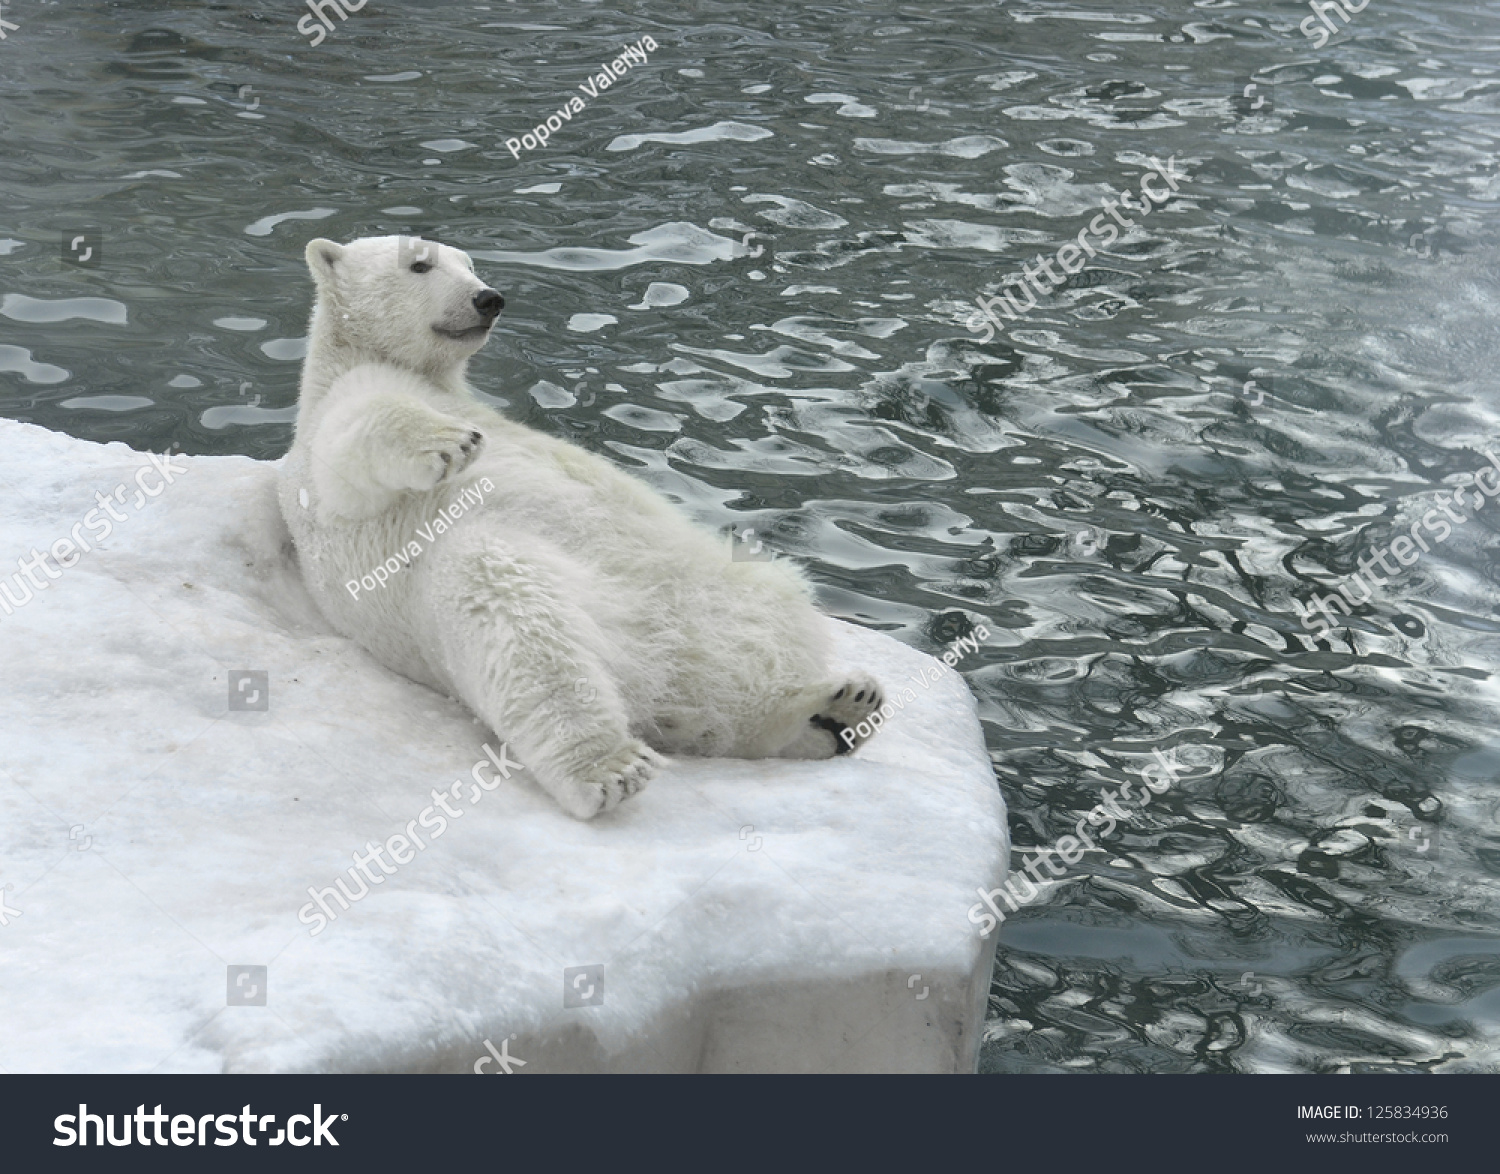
[469,430,483,444]
[834,687,845,700]
[854,690,865,702]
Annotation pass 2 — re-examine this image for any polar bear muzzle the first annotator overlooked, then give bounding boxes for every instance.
[432,290,507,341]
[433,288,505,341]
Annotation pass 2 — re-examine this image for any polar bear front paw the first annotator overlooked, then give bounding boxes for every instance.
[562,739,661,819]
[808,673,886,756]
[390,422,484,492]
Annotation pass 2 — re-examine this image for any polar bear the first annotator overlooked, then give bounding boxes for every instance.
[277,235,886,819]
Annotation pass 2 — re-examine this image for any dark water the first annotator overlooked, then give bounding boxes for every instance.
[3,0,1499,1073]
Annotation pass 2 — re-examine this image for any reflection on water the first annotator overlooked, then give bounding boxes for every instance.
[2,0,1498,1072]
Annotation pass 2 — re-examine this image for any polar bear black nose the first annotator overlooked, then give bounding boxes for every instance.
[473,289,504,319]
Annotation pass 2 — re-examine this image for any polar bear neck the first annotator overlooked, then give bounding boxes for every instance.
[298,301,473,413]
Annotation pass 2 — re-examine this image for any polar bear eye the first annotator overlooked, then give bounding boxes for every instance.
[409,261,432,274]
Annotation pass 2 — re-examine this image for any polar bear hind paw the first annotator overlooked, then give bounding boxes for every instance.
[807,673,885,756]
[562,739,661,819]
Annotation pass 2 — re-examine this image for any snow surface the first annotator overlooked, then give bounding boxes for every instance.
[0,418,1008,1073]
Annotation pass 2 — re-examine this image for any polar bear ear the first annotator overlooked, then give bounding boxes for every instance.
[305,239,345,283]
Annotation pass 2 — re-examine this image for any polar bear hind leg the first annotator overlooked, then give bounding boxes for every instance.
[767,673,887,759]
[633,556,888,760]
[423,535,659,820]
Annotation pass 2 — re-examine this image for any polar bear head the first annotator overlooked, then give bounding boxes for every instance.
[303,235,505,377]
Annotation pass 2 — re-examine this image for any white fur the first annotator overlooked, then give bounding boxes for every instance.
[278,235,885,819]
